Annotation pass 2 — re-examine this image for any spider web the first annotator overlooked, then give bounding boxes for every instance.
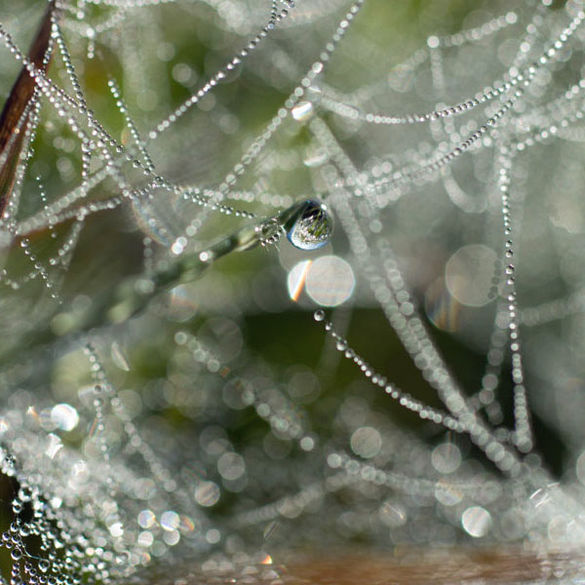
[0,0,585,583]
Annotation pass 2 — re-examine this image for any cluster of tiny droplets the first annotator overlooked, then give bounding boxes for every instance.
[147,0,297,142]
[84,343,196,508]
[180,0,366,243]
[320,6,585,201]
[176,331,307,443]
[299,0,585,482]
[19,239,62,302]
[3,0,585,582]
[496,148,532,453]
[312,309,464,433]
[312,147,527,475]
[107,79,155,174]
[83,344,118,497]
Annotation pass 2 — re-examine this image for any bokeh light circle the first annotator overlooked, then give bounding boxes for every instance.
[305,255,355,307]
[445,244,498,307]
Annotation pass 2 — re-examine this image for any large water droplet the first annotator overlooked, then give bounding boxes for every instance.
[282,199,333,251]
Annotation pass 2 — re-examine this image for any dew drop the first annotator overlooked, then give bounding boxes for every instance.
[313,309,326,322]
[283,199,333,251]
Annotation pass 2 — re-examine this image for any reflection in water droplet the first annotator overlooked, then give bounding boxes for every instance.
[283,200,333,251]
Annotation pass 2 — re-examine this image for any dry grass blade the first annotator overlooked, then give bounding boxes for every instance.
[0,0,55,214]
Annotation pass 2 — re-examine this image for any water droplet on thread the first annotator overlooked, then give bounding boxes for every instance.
[314,309,326,322]
[283,200,333,251]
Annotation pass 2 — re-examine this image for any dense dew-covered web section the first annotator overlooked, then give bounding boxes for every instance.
[1,0,585,583]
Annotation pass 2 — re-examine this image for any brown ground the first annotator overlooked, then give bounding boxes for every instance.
[151,547,585,585]
[284,548,584,585]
